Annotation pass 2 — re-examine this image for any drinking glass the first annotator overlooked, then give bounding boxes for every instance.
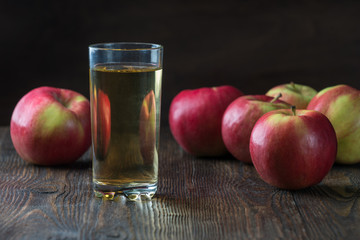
[89,42,163,201]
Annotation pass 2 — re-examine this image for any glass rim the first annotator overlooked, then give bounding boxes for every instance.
[89,42,163,51]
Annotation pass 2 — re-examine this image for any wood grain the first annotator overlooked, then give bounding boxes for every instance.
[0,126,359,239]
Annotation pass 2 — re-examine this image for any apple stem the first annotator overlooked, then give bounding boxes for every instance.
[291,82,296,89]
[270,93,282,103]
[291,105,296,116]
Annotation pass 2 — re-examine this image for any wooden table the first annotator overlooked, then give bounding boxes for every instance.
[0,126,359,239]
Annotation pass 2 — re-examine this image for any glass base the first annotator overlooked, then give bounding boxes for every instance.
[93,182,157,201]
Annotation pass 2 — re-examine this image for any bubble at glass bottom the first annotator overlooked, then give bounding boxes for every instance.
[93,182,157,201]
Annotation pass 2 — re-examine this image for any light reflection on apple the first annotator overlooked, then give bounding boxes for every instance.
[139,90,156,165]
[92,88,111,160]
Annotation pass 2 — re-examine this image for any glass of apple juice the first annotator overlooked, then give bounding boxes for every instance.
[89,42,163,201]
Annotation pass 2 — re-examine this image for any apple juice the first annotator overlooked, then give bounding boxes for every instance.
[90,63,162,199]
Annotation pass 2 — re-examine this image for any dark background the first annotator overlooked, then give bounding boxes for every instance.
[1,0,360,126]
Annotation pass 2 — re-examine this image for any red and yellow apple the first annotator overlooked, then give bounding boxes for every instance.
[10,86,91,165]
[139,90,157,164]
[266,82,317,109]
[307,84,360,164]
[221,94,290,164]
[169,85,243,156]
[92,89,111,159]
[250,107,337,190]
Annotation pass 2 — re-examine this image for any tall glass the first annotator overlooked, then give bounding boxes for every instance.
[89,43,163,201]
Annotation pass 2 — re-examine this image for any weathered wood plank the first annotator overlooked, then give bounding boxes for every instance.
[0,127,359,239]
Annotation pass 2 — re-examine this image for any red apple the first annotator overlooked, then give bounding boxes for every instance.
[92,89,111,159]
[139,90,157,164]
[307,84,360,164]
[266,82,317,109]
[221,94,290,164]
[169,85,243,156]
[10,86,91,165]
[250,107,337,190]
